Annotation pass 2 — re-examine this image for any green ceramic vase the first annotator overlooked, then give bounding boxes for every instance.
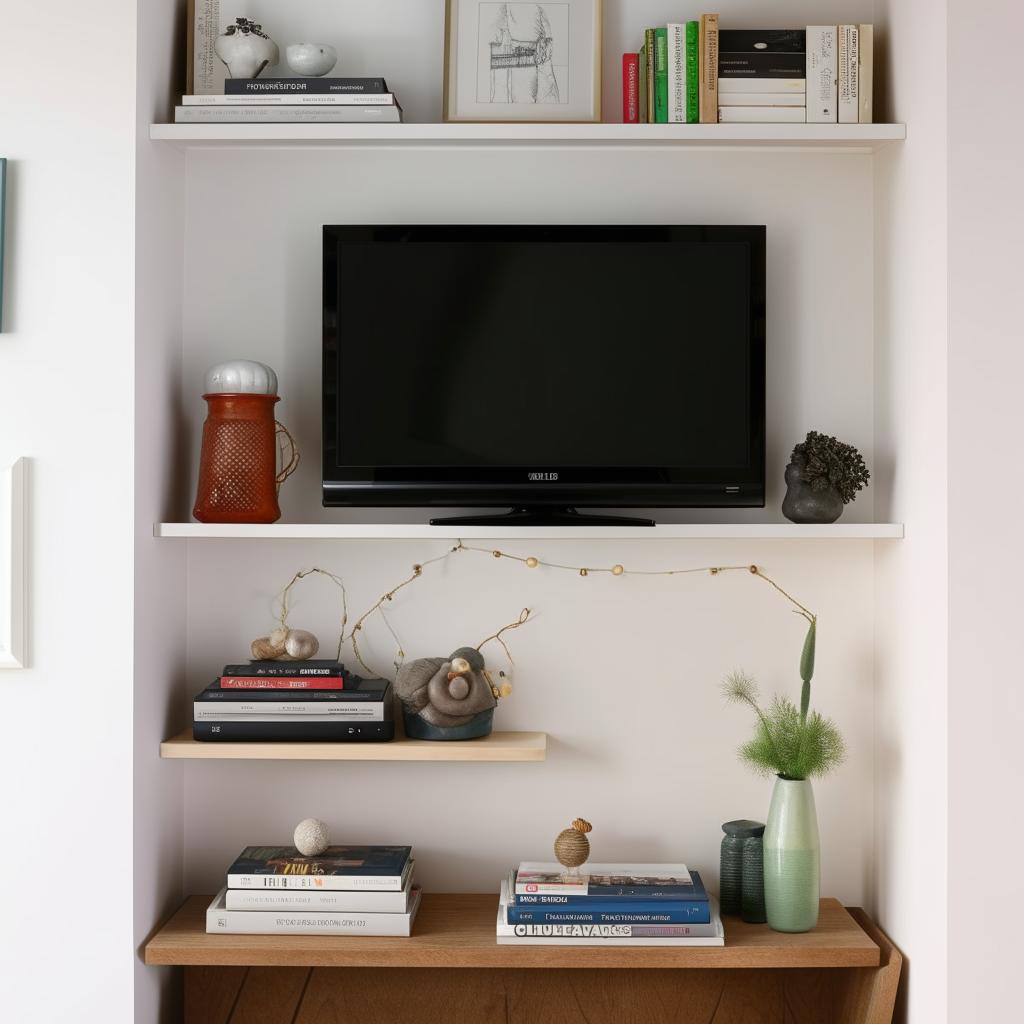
[763,777,820,933]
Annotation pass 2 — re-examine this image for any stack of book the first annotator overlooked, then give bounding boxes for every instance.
[193,660,394,742]
[175,76,402,124]
[497,863,724,945]
[622,17,873,125]
[206,845,420,935]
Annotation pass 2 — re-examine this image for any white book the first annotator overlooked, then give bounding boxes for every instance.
[718,93,806,107]
[516,862,691,896]
[718,78,805,94]
[181,93,396,106]
[194,702,384,721]
[858,24,874,123]
[496,884,724,946]
[718,106,807,123]
[225,871,413,912]
[838,25,859,124]
[173,105,402,124]
[807,26,838,122]
[206,886,421,935]
[667,24,687,124]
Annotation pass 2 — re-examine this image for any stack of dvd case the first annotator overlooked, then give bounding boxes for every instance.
[497,863,724,945]
[206,845,420,935]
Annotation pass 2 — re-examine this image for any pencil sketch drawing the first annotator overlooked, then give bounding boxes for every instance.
[478,4,569,104]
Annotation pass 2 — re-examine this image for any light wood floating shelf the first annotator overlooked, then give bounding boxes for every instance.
[150,122,906,150]
[144,894,879,969]
[160,730,546,762]
[156,522,903,540]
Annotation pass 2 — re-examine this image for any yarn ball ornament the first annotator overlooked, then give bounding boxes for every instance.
[554,817,593,869]
[293,817,330,856]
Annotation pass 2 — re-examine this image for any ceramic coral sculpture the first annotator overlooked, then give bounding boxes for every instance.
[216,18,279,79]
[394,647,498,741]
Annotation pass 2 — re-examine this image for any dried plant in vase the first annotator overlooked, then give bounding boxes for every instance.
[782,430,870,524]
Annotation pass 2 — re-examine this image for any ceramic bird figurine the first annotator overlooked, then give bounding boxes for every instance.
[554,818,593,873]
[394,646,498,740]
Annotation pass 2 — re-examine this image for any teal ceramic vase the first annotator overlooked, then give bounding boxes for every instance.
[763,777,820,932]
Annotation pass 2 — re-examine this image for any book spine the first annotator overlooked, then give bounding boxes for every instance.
[225,888,409,912]
[193,705,384,721]
[699,14,720,124]
[514,890,707,905]
[717,53,807,78]
[718,30,806,53]
[717,106,807,123]
[191,0,223,96]
[838,25,859,123]
[718,93,806,107]
[718,78,806,94]
[654,28,669,123]
[858,24,873,123]
[685,22,700,123]
[182,94,396,106]
[193,720,392,741]
[501,921,714,938]
[644,30,656,123]
[622,54,640,123]
[807,26,838,122]
[225,77,387,95]
[638,47,648,123]
[217,677,343,689]
[507,904,712,925]
[208,906,414,935]
[223,663,344,677]
[228,872,405,891]
[667,25,686,123]
[174,106,402,123]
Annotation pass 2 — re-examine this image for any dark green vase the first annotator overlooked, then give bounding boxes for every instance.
[782,463,844,524]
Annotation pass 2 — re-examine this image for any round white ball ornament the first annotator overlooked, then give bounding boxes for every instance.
[203,359,279,395]
[293,817,330,857]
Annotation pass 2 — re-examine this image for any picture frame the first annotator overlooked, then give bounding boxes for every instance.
[1,157,7,332]
[1,458,27,669]
[444,0,602,123]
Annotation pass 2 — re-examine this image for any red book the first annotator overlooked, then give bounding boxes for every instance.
[622,53,640,123]
[217,677,344,690]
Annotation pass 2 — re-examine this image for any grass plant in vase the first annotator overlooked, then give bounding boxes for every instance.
[722,619,845,932]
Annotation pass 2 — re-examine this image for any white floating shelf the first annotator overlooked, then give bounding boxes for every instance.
[155,522,904,540]
[150,122,906,151]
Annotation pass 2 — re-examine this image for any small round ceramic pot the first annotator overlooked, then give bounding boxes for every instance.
[286,43,338,77]
[781,463,844,523]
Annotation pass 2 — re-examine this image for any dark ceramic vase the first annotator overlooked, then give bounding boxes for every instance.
[781,463,844,524]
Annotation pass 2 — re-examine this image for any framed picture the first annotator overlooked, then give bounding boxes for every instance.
[444,0,602,122]
[1,458,27,669]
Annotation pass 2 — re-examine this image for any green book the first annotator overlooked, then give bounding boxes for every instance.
[644,29,656,123]
[654,28,669,123]
[685,21,700,123]
[638,46,648,123]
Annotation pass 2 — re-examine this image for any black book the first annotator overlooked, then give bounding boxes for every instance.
[224,77,388,95]
[193,719,395,741]
[223,660,345,678]
[718,52,807,78]
[719,30,806,53]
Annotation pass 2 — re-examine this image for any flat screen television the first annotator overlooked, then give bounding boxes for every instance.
[323,225,765,525]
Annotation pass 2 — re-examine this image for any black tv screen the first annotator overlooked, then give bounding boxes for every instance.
[323,226,765,522]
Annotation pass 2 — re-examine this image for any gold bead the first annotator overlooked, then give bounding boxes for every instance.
[491,686,500,698]
[579,568,588,577]
[526,557,539,569]
[611,564,624,576]
[749,565,758,573]
[412,564,422,575]
[493,550,502,558]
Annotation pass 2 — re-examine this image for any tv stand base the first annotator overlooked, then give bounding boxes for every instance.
[429,507,655,527]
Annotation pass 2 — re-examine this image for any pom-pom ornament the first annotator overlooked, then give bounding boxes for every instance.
[554,817,593,872]
[293,817,330,857]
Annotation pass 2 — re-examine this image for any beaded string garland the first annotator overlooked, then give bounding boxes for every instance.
[269,541,817,681]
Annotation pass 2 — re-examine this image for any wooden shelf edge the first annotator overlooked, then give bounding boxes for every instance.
[143,895,881,969]
[160,730,547,762]
[155,522,905,540]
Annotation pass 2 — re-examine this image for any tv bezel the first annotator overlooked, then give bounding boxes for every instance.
[322,224,766,511]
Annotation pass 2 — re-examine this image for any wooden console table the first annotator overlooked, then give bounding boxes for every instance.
[144,894,901,1024]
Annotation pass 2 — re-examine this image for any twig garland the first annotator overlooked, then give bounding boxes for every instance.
[271,540,817,680]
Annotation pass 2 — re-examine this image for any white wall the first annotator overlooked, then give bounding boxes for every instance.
[871,3,949,1022]
[0,2,138,1021]
[947,1,1024,1019]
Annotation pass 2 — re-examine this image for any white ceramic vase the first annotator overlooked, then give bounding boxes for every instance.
[215,19,279,79]
[286,44,338,77]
